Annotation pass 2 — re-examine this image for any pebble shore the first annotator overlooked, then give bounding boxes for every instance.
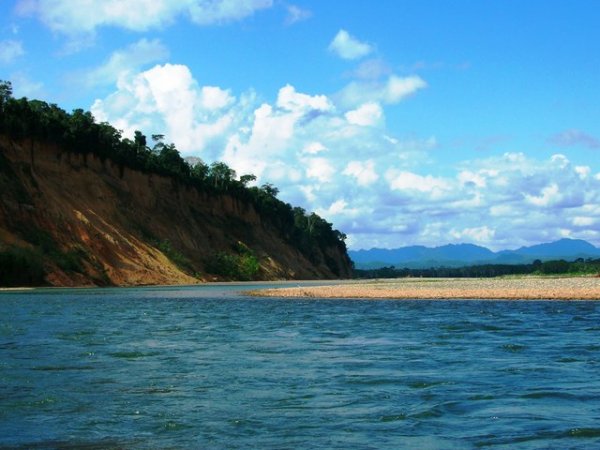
[251,276,600,300]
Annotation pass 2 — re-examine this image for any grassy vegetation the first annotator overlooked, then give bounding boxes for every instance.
[21,226,84,273]
[205,241,260,281]
[155,239,196,276]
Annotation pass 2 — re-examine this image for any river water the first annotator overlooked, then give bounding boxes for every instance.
[1,283,600,449]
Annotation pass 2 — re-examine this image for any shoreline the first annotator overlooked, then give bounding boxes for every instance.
[248,276,600,300]
[0,279,347,293]
[3,276,600,300]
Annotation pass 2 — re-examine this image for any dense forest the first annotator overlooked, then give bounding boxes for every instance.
[354,258,600,279]
[0,80,349,285]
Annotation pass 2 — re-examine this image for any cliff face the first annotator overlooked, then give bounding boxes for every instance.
[0,136,352,286]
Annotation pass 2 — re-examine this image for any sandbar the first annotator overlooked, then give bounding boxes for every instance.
[249,276,600,300]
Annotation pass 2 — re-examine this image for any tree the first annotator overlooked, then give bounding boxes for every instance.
[134,130,147,154]
[0,80,13,111]
[239,174,257,186]
[260,183,279,197]
[190,159,209,183]
[209,162,236,190]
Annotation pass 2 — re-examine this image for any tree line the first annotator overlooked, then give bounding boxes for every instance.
[0,80,348,278]
[354,258,600,279]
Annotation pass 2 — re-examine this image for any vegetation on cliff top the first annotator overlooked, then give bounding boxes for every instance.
[0,80,350,284]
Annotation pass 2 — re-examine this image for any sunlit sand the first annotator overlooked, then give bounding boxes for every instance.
[250,276,600,300]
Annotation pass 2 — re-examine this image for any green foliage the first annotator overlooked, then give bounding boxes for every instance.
[0,80,12,111]
[155,240,195,275]
[354,258,600,279]
[0,247,45,286]
[205,242,260,281]
[20,227,83,273]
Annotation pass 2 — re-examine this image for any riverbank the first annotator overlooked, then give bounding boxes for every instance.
[249,276,600,300]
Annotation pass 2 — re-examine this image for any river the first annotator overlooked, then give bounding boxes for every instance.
[1,283,600,448]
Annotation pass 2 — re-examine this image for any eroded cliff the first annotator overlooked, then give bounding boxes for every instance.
[0,136,353,286]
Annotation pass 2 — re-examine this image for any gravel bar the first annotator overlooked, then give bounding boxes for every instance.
[249,277,600,300]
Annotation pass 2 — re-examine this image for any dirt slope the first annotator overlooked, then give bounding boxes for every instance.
[0,136,352,286]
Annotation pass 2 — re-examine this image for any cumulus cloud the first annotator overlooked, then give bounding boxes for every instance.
[304,157,336,183]
[91,63,242,158]
[277,84,332,113]
[91,64,600,251]
[525,183,560,207]
[549,129,600,149]
[0,39,24,64]
[386,170,452,196]
[450,226,496,243]
[316,199,360,218]
[343,160,378,186]
[200,85,235,110]
[16,0,273,34]
[328,29,373,60]
[302,142,327,155]
[345,102,382,126]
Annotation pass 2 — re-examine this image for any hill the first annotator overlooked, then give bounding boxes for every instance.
[350,239,600,269]
[0,85,352,286]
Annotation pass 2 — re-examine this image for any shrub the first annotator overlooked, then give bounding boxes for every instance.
[205,242,260,281]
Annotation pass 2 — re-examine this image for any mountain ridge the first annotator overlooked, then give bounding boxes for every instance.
[350,238,600,269]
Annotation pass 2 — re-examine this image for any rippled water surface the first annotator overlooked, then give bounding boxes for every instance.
[2,284,600,449]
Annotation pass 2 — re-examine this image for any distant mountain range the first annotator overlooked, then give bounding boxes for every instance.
[349,239,600,269]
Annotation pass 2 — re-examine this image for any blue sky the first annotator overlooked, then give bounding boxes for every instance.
[1,0,600,250]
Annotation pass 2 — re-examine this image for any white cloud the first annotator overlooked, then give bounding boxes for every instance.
[525,183,560,207]
[17,0,273,34]
[0,40,24,64]
[337,74,427,108]
[304,157,336,183]
[92,65,600,251]
[550,153,570,169]
[450,226,496,243]
[222,102,296,177]
[284,4,311,25]
[343,160,378,186]
[385,75,427,103]
[458,170,486,188]
[328,29,373,60]
[573,216,594,227]
[386,170,452,195]
[350,58,391,80]
[91,63,241,157]
[575,165,591,179]
[83,38,169,86]
[277,84,332,113]
[302,142,327,155]
[316,199,361,218]
[200,86,234,110]
[490,204,518,217]
[345,102,382,126]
